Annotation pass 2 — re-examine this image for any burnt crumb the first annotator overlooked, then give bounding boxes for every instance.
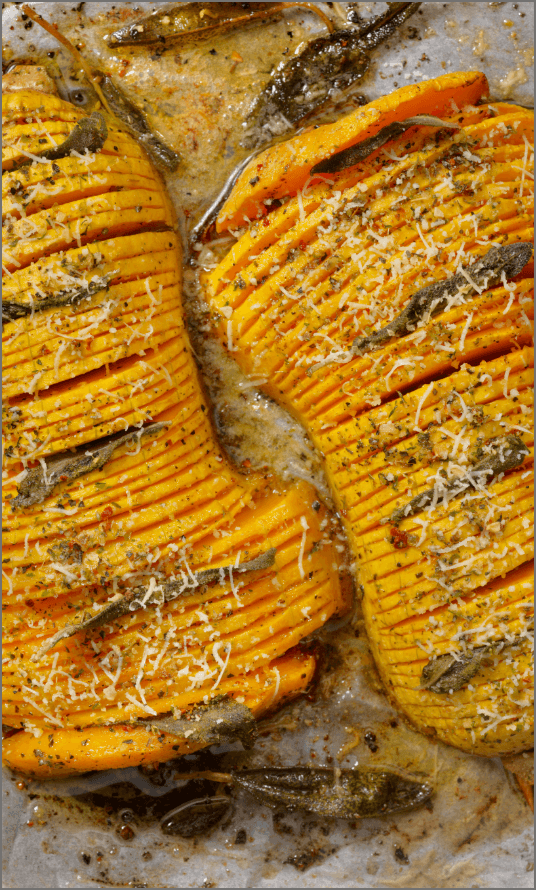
[80,851,91,865]
[406,25,421,39]
[364,731,379,753]
[234,828,247,845]
[312,500,321,511]
[285,845,338,872]
[394,845,409,864]
[273,810,295,836]
[141,851,152,861]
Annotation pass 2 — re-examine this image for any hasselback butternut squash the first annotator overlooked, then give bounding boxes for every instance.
[204,72,534,756]
[2,84,347,776]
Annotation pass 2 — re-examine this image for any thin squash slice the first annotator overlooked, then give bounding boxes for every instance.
[2,87,347,776]
[204,73,534,756]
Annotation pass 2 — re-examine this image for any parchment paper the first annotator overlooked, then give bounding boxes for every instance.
[2,3,534,888]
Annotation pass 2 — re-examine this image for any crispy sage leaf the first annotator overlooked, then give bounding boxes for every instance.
[161,796,231,837]
[2,271,114,323]
[145,697,257,749]
[40,112,107,160]
[233,766,433,818]
[108,2,289,46]
[421,631,533,693]
[31,548,276,662]
[98,75,180,172]
[353,242,534,356]
[311,114,459,175]
[390,435,529,524]
[12,422,170,510]
[244,3,421,146]
[6,112,107,175]
[420,647,490,693]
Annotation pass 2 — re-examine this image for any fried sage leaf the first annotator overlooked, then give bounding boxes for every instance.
[31,548,276,662]
[2,271,114,323]
[233,766,433,818]
[390,435,529,524]
[176,545,277,589]
[40,111,108,160]
[99,75,180,172]
[12,422,170,510]
[353,242,534,356]
[107,2,332,47]
[6,112,108,175]
[244,2,420,146]
[311,114,459,175]
[421,630,533,693]
[420,647,490,693]
[145,698,258,749]
[161,796,231,837]
[307,243,532,376]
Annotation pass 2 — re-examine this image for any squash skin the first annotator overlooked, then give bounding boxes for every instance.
[205,73,534,756]
[2,89,346,775]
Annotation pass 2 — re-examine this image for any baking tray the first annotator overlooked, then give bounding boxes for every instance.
[2,3,534,887]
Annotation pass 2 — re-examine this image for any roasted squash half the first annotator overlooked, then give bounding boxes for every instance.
[2,86,346,776]
[204,72,534,756]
